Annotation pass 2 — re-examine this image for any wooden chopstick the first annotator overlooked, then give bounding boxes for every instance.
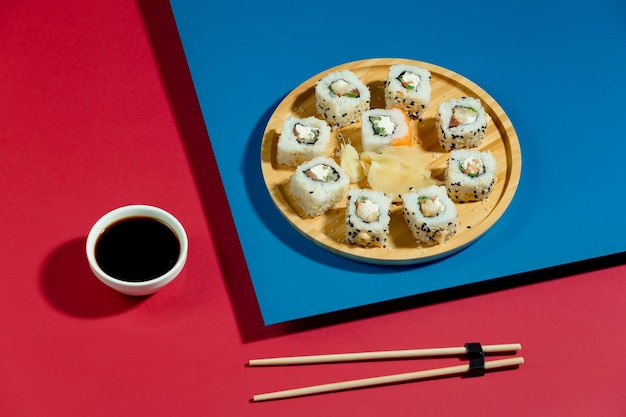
[252,356,524,402]
[248,343,521,366]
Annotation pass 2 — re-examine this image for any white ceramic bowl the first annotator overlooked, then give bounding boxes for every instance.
[86,205,188,296]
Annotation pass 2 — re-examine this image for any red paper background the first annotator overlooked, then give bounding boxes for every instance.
[1,1,625,416]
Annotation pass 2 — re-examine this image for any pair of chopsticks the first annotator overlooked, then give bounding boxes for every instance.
[248,342,523,402]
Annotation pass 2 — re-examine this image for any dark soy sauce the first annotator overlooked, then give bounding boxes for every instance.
[95,216,180,282]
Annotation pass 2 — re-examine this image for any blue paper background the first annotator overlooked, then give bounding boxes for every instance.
[170,0,626,324]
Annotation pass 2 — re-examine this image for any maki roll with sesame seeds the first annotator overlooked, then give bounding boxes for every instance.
[401,185,458,246]
[385,64,432,120]
[436,97,488,151]
[360,108,412,153]
[288,157,350,218]
[276,116,332,167]
[345,189,392,248]
[445,149,497,203]
[315,70,371,130]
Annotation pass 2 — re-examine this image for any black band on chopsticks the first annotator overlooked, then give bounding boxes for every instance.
[464,342,485,377]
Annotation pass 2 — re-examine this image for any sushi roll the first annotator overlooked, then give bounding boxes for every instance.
[345,189,392,248]
[276,116,332,167]
[436,97,488,151]
[445,149,497,203]
[288,156,350,217]
[360,108,412,152]
[315,70,371,130]
[401,185,458,246]
[384,64,432,120]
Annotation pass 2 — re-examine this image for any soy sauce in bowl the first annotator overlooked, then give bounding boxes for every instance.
[95,216,181,282]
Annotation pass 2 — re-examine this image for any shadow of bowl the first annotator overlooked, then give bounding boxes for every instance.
[40,237,147,318]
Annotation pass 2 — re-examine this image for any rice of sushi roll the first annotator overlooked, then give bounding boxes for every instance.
[384,64,432,120]
[445,149,497,203]
[401,185,458,245]
[276,116,332,167]
[345,189,392,248]
[288,157,350,217]
[436,97,488,151]
[360,108,412,153]
[315,70,371,130]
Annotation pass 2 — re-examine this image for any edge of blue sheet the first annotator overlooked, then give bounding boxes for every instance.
[169,0,626,324]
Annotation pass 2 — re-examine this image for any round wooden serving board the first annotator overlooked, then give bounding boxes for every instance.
[260,58,522,265]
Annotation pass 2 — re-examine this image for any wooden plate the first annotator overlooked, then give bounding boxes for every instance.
[260,58,521,265]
